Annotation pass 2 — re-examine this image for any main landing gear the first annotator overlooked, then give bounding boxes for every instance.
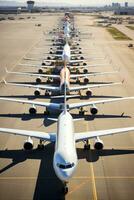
[62,182,68,194]
[37,139,45,150]
[84,140,90,150]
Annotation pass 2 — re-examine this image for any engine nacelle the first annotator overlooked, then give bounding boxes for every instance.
[90,105,98,115]
[36,77,42,83]
[94,137,104,150]
[29,105,37,114]
[80,56,84,60]
[23,137,33,150]
[84,77,89,84]
[38,68,43,74]
[86,90,92,97]
[83,68,88,73]
[34,89,41,96]
[47,56,51,60]
[83,63,87,66]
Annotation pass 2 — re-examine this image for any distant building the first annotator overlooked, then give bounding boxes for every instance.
[112,3,120,8]
[125,2,128,8]
[115,8,134,15]
[27,1,34,12]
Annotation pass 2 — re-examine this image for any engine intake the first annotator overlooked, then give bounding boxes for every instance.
[38,68,43,74]
[94,137,104,150]
[34,89,40,96]
[83,63,87,66]
[83,68,88,74]
[84,77,89,84]
[29,105,37,114]
[36,77,42,83]
[86,90,92,97]
[90,105,98,115]
[23,137,33,150]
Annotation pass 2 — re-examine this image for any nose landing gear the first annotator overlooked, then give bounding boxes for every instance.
[62,182,68,194]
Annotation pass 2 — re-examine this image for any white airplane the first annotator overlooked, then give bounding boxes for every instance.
[5,67,119,84]
[2,67,123,97]
[18,62,110,74]
[0,89,134,193]
[0,89,133,115]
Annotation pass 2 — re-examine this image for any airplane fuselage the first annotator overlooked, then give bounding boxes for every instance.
[53,111,77,182]
[60,67,70,94]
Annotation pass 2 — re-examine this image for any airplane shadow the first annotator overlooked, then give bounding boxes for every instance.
[0,143,65,200]
[77,148,134,162]
[0,113,130,127]
[0,145,134,199]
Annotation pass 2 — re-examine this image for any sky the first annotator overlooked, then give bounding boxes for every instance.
[0,0,134,6]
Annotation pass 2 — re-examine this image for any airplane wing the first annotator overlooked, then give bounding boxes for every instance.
[69,63,109,69]
[0,97,60,110]
[6,68,59,79]
[69,97,134,110]
[3,80,60,92]
[18,63,55,69]
[0,128,56,142]
[70,71,118,79]
[75,127,134,142]
[69,81,122,92]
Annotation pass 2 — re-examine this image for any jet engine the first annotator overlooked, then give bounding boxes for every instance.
[23,137,33,150]
[86,89,92,97]
[83,68,88,73]
[94,137,104,150]
[83,63,87,66]
[80,56,84,60]
[34,88,41,96]
[36,77,42,83]
[90,104,98,115]
[29,105,37,114]
[84,77,89,84]
[47,56,51,60]
[38,68,43,74]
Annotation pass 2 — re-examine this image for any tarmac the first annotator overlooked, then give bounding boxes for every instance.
[0,13,134,200]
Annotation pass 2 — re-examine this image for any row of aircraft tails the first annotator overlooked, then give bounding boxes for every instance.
[0,12,134,194]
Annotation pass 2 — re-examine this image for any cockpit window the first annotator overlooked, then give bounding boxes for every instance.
[57,162,74,169]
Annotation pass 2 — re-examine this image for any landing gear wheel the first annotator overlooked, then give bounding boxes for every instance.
[62,186,68,194]
[76,79,80,84]
[37,140,44,150]
[37,144,44,150]
[44,110,50,116]
[79,111,85,115]
[47,79,51,84]
[84,140,90,150]
[84,144,90,150]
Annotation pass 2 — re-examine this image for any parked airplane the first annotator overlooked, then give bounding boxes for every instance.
[5,67,119,84]
[18,62,109,74]
[0,86,134,193]
[2,72,123,97]
[0,89,133,115]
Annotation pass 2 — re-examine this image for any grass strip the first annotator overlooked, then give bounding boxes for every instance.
[107,27,131,40]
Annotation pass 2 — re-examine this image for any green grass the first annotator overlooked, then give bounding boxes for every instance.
[126,26,134,30]
[107,27,131,40]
